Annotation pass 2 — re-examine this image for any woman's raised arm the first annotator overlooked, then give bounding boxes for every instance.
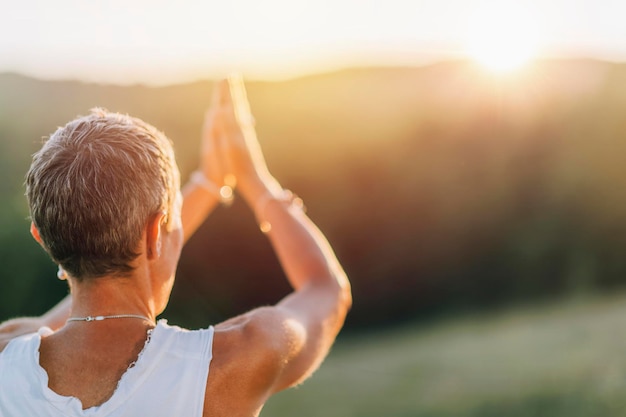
[213,76,352,393]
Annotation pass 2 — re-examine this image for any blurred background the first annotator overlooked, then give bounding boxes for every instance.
[2,1,626,415]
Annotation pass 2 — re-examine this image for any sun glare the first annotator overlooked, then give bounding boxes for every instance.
[466,2,540,73]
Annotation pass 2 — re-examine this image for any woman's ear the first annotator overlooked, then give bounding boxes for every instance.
[30,222,44,246]
[146,211,166,260]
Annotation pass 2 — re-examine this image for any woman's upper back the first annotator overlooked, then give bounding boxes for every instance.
[0,321,213,417]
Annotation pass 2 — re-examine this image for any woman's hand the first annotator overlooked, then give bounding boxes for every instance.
[201,75,265,191]
[180,77,262,241]
[212,76,278,202]
[200,105,228,188]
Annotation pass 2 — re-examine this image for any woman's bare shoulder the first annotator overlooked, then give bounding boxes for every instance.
[212,306,287,371]
[203,307,287,417]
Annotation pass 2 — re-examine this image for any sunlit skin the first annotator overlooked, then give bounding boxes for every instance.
[0,78,352,416]
[465,2,540,73]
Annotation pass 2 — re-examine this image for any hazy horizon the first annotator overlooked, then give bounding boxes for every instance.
[3,0,626,85]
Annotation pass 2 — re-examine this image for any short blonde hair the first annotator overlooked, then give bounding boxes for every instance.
[26,108,180,279]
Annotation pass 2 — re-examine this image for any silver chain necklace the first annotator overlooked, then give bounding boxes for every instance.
[67,314,153,323]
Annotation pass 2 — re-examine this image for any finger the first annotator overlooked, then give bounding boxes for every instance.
[210,81,223,108]
[214,116,238,187]
[202,109,218,148]
[216,78,231,107]
[203,109,214,133]
[213,80,239,131]
[203,110,232,185]
[216,130,237,188]
[227,74,254,126]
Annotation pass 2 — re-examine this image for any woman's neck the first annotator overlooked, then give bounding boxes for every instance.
[67,274,157,323]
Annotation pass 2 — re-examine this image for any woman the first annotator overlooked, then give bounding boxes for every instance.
[0,77,352,416]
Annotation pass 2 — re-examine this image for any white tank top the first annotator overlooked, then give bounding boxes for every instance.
[0,320,214,417]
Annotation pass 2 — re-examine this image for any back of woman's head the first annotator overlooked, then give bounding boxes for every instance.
[26,108,179,280]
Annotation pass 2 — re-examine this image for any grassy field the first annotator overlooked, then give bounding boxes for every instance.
[263,292,626,417]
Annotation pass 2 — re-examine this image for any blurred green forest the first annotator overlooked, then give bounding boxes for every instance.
[1,59,626,330]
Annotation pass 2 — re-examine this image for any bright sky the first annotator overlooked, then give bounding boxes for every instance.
[1,0,625,84]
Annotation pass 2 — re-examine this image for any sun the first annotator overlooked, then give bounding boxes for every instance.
[465,2,541,73]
